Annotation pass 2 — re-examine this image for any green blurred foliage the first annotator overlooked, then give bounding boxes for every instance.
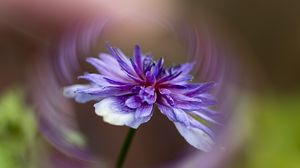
[235,92,300,168]
[0,88,37,168]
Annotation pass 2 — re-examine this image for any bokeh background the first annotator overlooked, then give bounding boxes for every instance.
[0,0,300,168]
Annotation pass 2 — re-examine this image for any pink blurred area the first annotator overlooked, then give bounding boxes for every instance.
[0,0,178,34]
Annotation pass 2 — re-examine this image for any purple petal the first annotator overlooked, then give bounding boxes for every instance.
[159,84,187,89]
[157,103,191,127]
[170,94,207,110]
[171,93,202,103]
[189,118,215,138]
[184,83,204,89]
[139,86,157,104]
[78,73,109,86]
[185,82,215,97]
[159,83,203,95]
[198,107,219,115]
[158,88,171,95]
[172,108,191,127]
[86,57,130,81]
[143,55,153,72]
[133,45,143,70]
[106,45,136,76]
[157,71,182,83]
[98,53,118,65]
[63,84,100,103]
[175,62,194,75]
[126,73,144,83]
[161,94,175,106]
[115,48,132,65]
[94,97,151,128]
[171,75,193,83]
[190,110,220,125]
[158,104,215,150]
[125,96,142,109]
[86,57,108,73]
[135,104,153,118]
[145,71,156,84]
[197,96,218,106]
[167,63,194,84]
[152,57,164,77]
[103,77,134,85]
[157,104,176,121]
[130,58,144,79]
[173,102,203,111]
[76,85,133,97]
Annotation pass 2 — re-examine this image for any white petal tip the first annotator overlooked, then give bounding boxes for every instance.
[94,97,151,129]
[174,122,215,152]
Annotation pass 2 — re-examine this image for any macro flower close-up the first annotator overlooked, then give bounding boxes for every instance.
[2,1,300,168]
[64,44,217,152]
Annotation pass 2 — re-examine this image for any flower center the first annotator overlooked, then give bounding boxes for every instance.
[138,86,156,104]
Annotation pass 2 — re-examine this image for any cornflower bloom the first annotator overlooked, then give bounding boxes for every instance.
[64,44,218,152]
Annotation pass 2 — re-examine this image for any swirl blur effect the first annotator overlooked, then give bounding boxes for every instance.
[31,12,240,167]
[2,1,300,168]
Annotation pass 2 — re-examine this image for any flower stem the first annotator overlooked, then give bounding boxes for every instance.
[115,128,136,168]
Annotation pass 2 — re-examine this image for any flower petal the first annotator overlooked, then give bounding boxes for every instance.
[78,73,109,86]
[86,57,131,81]
[157,71,182,83]
[63,84,99,103]
[143,55,153,72]
[94,97,151,128]
[184,82,215,97]
[76,85,133,97]
[157,104,193,126]
[191,110,220,125]
[106,45,136,76]
[152,57,164,77]
[135,104,153,118]
[98,53,119,65]
[175,62,194,75]
[172,108,191,127]
[158,105,191,127]
[157,104,176,121]
[125,96,142,109]
[130,58,144,79]
[196,93,218,106]
[158,88,171,95]
[103,77,134,85]
[171,94,204,110]
[145,71,156,84]
[174,122,214,152]
[133,45,143,70]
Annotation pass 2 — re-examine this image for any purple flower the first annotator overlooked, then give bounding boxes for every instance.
[64,44,218,151]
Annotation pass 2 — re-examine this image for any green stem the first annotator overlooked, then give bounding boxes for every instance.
[115,128,136,168]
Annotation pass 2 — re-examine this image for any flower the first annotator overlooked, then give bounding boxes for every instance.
[64,44,218,151]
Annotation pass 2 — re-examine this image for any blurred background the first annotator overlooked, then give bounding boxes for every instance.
[0,0,300,168]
